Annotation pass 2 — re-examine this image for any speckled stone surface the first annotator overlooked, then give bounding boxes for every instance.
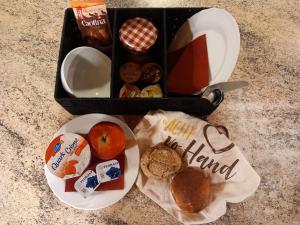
[0,0,299,224]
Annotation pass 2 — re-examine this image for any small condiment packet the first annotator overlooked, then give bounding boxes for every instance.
[96,160,121,183]
[74,170,100,197]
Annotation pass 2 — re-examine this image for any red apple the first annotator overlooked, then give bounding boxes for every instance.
[88,122,126,160]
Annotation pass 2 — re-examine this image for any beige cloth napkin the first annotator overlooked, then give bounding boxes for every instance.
[134,110,260,224]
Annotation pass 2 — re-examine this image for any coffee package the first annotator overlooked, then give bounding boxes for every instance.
[70,0,112,52]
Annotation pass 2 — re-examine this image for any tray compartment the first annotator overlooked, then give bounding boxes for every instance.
[111,8,167,98]
[54,8,116,99]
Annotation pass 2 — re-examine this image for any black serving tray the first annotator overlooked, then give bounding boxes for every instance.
[54,8,222,115]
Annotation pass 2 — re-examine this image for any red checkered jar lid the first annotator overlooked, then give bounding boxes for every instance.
[119,17,158,53]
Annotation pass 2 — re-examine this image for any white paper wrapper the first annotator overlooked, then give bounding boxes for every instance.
[134,110,260,224]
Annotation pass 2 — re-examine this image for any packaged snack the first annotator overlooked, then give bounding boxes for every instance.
[70,0,112,52]
[74,170,100,197]
[45,133,91,179]
[96,160,121,183]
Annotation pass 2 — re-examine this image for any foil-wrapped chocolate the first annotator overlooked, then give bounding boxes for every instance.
[141,63,162,84]
[119,84,141,98]
[141,84,163,98]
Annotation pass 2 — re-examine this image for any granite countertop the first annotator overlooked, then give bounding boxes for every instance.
[0,0,299,224]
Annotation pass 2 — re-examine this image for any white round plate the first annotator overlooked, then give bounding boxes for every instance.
[44,114,140,210]
[168,8,240,86]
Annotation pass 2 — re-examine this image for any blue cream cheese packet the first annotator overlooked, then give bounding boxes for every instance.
[96,160,121,183]
[74,170,100,197]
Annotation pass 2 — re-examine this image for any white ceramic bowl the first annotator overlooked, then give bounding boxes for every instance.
[61,47,111,98]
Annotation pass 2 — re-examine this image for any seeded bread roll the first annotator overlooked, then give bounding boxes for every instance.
[171,167,212,213]
[140,144,182,179]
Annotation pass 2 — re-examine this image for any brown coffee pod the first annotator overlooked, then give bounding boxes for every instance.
[120,62,142,83]
[119,84,141,98]
[141,63,162,84]
[171,167,212,213]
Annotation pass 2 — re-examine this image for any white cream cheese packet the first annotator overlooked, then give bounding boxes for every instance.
[134,110,260,224]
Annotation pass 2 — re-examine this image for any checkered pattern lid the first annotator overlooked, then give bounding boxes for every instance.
[119,17,158,53]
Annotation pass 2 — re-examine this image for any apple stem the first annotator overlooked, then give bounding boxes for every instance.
[101,134,107,142]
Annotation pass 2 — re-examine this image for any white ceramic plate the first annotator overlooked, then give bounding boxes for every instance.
[44,114,140,210]
[168,8,240,86]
